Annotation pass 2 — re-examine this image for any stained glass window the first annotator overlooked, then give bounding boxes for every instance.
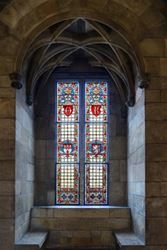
[85,164,107,204]
[56,82,79,205]
[56,81,108,205]
[85,82,108,204]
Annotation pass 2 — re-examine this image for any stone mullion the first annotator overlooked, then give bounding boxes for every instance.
[79,80,85,205]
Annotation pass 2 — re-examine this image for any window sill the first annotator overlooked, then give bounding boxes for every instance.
[33,205,129,209]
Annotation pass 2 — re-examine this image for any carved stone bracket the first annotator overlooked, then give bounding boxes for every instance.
[26,95,33,106]
[126,95,135,107]
[137,73,150,89]
[9,72,23,89]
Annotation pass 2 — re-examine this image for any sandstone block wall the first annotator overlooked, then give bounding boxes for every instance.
[0,75,15,250]
[142,38,167,247]
[31,206,131,249]
[15,84,34,241]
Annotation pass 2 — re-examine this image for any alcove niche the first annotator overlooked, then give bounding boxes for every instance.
[14,18,146,249]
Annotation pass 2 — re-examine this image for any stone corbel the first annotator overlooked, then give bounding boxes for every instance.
[26,95,33,106]
[137,73,149,89]
[9,72,23,89]
[126,95,135,107]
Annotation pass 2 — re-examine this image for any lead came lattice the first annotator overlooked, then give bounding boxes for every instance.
[85,82,108,204]
[56,82,79,205]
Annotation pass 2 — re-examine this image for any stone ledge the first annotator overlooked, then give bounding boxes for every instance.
[30,206,131,232]
[114,232,144,248]
[15,232,48,248]
[46,247,114,250]
[31,206,130,218]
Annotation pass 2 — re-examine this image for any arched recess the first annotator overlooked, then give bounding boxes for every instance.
[1,0,149,244]
[12,13,147,107]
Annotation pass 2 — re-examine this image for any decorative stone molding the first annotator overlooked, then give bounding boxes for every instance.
[9,72,23,89]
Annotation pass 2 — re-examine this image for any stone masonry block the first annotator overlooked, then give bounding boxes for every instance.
[0,88,15,98]
[31,217,130,231]
[0,75,11,88]
[0,219,14,250]
[0,99,15,118]
[0,181,14,196]
[0,139,15,160]
[0,57,13,74]
[146,144,167,161]
[0,160,14,180]
[146,103,167,121]
[147,182,167,197]
[161,89,167,102]
[147,161,167,182]
[141,6,166,29]
[0,119,15,140]
[145,90,161,103]
[128,123,144,154]
[160,58,167,76]
[147,218,167,245]
[48,230,115,248]
[146,121,167,143]
[110,137,126,159]
[140,39,165,57]
[35,140,46,159]
[0,196,13,218]
[144,58,160,76]
[46,140,55,159]
[147,197,167,217]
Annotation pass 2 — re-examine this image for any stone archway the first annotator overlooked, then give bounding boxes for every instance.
[0,1,167,249]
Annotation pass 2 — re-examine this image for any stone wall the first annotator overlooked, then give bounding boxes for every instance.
[127,87,145,241]
[30,206,131,249]
[0,1,167,249]
[142,38,167,247]
[15,83,34,240]
[34,74,127,206]
[0,75,15,250]
[34,78,55,205]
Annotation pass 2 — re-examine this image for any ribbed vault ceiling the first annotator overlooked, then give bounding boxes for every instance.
[23,18,146,106]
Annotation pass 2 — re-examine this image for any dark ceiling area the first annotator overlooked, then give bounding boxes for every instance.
[0,0,12,11]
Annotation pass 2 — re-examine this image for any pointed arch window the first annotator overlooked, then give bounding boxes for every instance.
[56,81,108,205]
